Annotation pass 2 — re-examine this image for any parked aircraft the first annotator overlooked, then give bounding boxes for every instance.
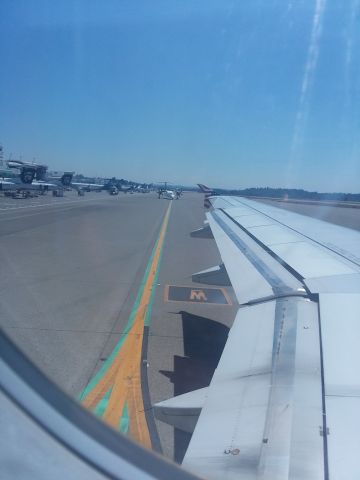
[1,161,48,191]
[7,159,47,184]
[125,184,151,193]
[1,160,71,190]
[71,181,104,191]
[1,160,103,194]
[38,173,104,192]
[108,185,119,195]
[103,180,137,194]
[0,178,16,189]
[158,188,175,199]
[157,181,178,200]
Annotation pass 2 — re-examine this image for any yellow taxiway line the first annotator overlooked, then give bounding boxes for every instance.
[81,202,172,448]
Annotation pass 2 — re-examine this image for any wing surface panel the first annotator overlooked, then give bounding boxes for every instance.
[206,213,273,302]
[207,211,304,304]
[183,298,324,480]
[218,197,360,265]
[164,195,360,479]
[321,294,360,394]
[288,298,324,480]
[320,294,360,479]
[183,302,275,479]
[208,197,360,297]
[0,179,15,185]
[271,242,356,278]
[305,273,360,293]
[242,224,303,245]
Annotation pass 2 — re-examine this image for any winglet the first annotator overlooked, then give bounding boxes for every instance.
[197,184,214,194]
[198,184,216,208]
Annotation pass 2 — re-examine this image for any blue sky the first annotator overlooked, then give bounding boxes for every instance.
[0,0,359,191]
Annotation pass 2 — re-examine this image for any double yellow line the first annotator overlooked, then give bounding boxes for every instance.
[80,202,172,447]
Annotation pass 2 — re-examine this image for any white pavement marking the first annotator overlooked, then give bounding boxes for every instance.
[0,195,115,217]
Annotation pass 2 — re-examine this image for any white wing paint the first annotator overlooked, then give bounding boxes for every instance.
[155,196,360,480]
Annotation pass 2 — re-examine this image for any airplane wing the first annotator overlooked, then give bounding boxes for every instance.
[72,182,104,189]
[0,179,15,186]
[32,181,61,188]
[155,196,360,480]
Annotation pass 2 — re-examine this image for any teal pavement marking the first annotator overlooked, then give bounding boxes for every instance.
[79,205,171,404]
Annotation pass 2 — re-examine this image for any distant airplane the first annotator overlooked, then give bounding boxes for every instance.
[70,181,104,192]
[108,185,119,195]
[103,181,141,194]
[1,160,105,194]
[7,159,47,184]
[158,188,183,200]
[122,185,138,193]
[0,178,16,188]
[136,185,151,193]
[160,189,175,200]
[2,160,70,189]
[157,181,177,200]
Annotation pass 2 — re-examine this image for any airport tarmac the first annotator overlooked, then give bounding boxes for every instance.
[0,191,237,462]
[1,191,359,463]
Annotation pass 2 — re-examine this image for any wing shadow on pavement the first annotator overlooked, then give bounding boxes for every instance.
[159,310,229,463]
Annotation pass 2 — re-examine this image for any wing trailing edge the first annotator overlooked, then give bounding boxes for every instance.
[156,195,360,479]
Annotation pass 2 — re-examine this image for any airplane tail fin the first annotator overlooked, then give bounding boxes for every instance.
[20,167,36,184]
[7,160,47,184]
[197,184,214,194]
[35,166,47,181]
[60,172,74,187]
[198,184,216,208]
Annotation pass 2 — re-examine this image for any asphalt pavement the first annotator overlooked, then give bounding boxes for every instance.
[0,190,236,462]
[1,190,359,463]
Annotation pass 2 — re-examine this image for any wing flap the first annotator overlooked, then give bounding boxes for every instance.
[217,197,360,265]
[179,195,360,479]
[320,294,360,479]
[183,298,325,480]
[183,301,275,479]
[208,197,360,299]
[207,210,304,304]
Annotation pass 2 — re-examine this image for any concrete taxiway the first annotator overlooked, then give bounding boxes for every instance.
[0,191,236,461]
[1,191,359,463]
